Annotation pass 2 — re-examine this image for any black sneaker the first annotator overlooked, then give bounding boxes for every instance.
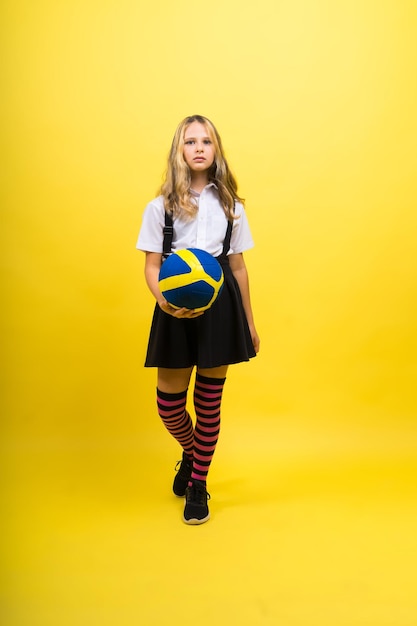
[183,480,210,525]
[173,452,193,497]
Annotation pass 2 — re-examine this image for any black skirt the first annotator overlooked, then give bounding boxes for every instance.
[144,256,256,368]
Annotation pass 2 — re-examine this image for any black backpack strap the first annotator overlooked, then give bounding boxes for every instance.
[221,203,235,256]
[222,219,233,256]
[162,211,173,259]
[221,201,235,255]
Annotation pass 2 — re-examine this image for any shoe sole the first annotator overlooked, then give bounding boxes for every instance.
[183,513,210,525]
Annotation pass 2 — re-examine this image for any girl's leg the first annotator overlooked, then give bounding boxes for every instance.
[158,367,194,394]
[156,367,194,458]
[191,365,228,484]
[183,365,228,524]
[156,367,195,497]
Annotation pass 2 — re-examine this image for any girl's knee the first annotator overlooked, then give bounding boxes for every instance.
[197,365,228,380]
[157,367,193,393]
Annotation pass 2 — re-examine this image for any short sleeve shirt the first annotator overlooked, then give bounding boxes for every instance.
[136,183,254,256]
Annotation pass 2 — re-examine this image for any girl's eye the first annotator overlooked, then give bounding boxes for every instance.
[203,140,212,144]
[185,140,195,145]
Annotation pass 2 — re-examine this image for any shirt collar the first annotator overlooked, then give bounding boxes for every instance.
[190,182,218,197]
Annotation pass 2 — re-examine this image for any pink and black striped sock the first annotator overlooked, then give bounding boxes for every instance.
[191,373,226,484]
[156,388,194,459]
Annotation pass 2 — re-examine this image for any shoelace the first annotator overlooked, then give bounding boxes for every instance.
[175,457,192,479]
[188,481,211,504]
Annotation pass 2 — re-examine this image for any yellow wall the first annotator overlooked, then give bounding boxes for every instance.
[2,3,417,625]
[3,0,417,442]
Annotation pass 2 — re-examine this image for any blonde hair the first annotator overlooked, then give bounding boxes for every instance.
[159,115,244,220]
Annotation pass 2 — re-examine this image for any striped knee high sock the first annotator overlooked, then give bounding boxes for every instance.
[191,373,226,484]
[156,388,194,459]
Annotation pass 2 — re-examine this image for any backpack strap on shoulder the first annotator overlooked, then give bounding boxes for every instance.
[222,219,233,256]
[221,202,235,256]
[162,211,173,259]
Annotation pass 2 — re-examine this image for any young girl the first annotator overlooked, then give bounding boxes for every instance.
[137,115,260,525]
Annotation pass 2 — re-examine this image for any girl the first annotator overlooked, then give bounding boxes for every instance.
[137,115,260,525]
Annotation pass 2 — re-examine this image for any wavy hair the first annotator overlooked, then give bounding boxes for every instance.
[159,115,244,220]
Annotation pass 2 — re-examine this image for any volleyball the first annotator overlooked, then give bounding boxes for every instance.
[158,248,224,312]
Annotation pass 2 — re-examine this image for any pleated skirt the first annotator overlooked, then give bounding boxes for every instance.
[144,256,256,369]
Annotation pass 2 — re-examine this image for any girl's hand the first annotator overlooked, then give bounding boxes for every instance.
[145,253,203,319]
[249,326,260,353]
[159,300,204,318]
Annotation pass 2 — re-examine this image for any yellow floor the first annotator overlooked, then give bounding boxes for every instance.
[2,412,417,626]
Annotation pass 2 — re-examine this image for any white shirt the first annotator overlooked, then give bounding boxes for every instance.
[136,183,254,256]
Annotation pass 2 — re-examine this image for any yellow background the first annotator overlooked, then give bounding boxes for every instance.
[2,1,417,625]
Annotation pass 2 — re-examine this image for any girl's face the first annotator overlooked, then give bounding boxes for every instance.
[182,122,215,175]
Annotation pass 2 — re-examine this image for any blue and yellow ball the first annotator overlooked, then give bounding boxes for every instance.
[158,248,224,312]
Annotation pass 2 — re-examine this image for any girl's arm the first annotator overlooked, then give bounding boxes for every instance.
[144,252,203,318]
[229,253,260,353]
[144,252,166,307]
